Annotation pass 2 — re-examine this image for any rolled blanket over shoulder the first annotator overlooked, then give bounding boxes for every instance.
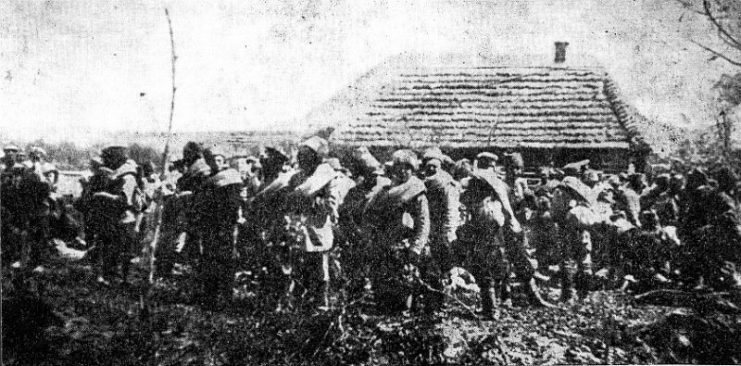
[292,163,339,198]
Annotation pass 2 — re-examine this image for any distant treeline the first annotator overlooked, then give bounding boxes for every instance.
[16,140,162,171]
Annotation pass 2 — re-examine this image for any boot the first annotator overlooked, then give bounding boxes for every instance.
[560,266,578,304]
[499,280,513,308]
[575,271,591,299]
[319,281,331,311]
[525,278,556,308]
[479,286,497,319]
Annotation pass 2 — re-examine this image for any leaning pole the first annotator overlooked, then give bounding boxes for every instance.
[146,7,177,285]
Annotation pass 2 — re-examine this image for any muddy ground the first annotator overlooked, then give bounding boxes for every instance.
[2,250,740,365]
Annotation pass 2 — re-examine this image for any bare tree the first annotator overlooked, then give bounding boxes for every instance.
[676,0,741,66]
[676,0,741,157]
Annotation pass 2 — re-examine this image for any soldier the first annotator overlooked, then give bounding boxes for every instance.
[640,174,670,211]
[75,157,112,265]
[260,146,290,187]
[626,210,681,290]
[93,146,140,285]
[283,136,342,310]
[337,147,391,300]
[619,173,647,228]
[452,158,473,182]
[1,145,22,262]
[552,174,603,302]
[0,144,20,175]
[194,148,244,308]
[1,146,53,267]
[502,152,529,204]
[460,152,553,318]
[421,147,461,312]
[534,166,560,198]
[170,142,212,268]
[363,149,431,314]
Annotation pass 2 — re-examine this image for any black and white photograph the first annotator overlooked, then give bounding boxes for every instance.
[2,0,741,364]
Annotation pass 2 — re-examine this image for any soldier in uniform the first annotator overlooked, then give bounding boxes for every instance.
[283,136,342,310]
[460,152,553,318]
[93,146,140,285]
[551,172,601,302]
[338,147,391,300]
[76,157,112,265]
[363,149,432,313]
[154,142,212,277]
[1,144,22,263]
[194,148,244,308]
[0,144,20,175]
[420,147,461,312]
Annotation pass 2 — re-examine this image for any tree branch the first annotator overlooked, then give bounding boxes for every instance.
[162,8,177,173]
[691,39,741,66]
[148,8,178,284]
[704,0,741,50]
[672,0,707,15]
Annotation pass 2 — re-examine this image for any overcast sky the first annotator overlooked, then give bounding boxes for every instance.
[1,0,736,143]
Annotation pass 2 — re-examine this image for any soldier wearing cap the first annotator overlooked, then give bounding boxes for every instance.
[337,147,391,299]
[92,145,140,284]
[162,142,212,272]
[363,149,432,313]
[191,147,244,308]
[260,146,290,186]
[280,136,342,310]
[461,152,553,317]
[1,144,54,266]
[1,144,19,174]
[421,147,461,312]
[551,172,604,302]
[502,152,529,205]
[75,157,113,265]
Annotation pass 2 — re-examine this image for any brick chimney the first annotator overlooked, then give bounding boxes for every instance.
[554,42,569,63]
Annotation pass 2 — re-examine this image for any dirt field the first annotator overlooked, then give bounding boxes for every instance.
[6,249,739,365]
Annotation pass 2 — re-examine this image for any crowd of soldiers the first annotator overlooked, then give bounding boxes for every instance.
[2,137,740,318]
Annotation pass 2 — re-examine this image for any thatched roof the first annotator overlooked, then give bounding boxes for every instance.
[306,53,649,152]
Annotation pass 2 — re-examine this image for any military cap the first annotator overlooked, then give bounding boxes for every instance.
[424,158,442,168]
[353,147,383,175]
[29,146,47,158]
[391,149,419,171]
[264,146,289,161]
[3,144,19,152]
[300,136,329,158]
[204,145,227,158]
[476,152,498,162]
[421,147,452,165]
[101,145,127,159]
[503,152,524,168]
[562,159,590,176]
